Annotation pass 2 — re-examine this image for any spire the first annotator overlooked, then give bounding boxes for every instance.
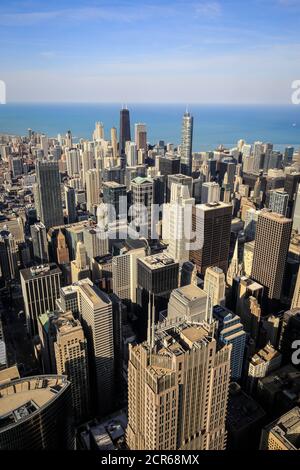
[226,238,240,286]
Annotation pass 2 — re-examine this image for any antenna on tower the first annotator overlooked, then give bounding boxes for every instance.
[151,293,155,350]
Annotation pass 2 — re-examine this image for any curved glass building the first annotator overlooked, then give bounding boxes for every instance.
[0,375,75,450]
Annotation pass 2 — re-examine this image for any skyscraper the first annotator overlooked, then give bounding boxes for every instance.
[65,185,77,224]
[268,189,289,216]
[119,107,131,161]
[53,311,90,423]
[131,177,154,238]
[190,202,232,275]
[86,169,101,213]
[134,123,147,151]
[71,241,90,282]
[251,210,292,300]
[35,160,64,229]
[180,111,193,176]
[163,183,195,264]
[111,127,118,159]
[20,264,62,336]
[0,229,18,281]
[204,266,226,306]
[56,230,70,265]
[126,321,231,450]
[78,283,115,415]
[30,222,49,265]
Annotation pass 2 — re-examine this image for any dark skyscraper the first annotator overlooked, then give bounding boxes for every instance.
[35,160,64,229]
[119,107,131,163]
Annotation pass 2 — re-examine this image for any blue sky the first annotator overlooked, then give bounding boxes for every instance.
[0,0,300,103]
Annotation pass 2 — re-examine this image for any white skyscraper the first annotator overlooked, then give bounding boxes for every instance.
[163,183,195,264]
[86,169,101,213]
[180,111,193,176]
[201,182,220,204]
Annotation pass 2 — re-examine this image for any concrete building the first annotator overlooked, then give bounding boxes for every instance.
[20,264,62,336]
[260,407,300,450]
[190,202,232,275]
[78,283,115,415]
[165,284,208,325]
[204,266,226,307]
[30,222,49,265]
[0,375,74,449]
[251,210,292,300]
[180,112,193,176]
[35,160,64,229]
[126,321,231,450]
[247,343,282,394]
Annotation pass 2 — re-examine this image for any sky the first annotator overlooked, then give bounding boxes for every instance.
[0,0,300,103]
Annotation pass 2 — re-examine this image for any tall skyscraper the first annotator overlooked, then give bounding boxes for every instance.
[268,189,289,216]
[0,229,18,281]
[251,210,292,300]
[66,148,81,177]
[190,202,232,275]
[0,375,74,449]
[111,127,118,159]
[71,242,90,282]
[53,311,90,423]
[131,177,154,238]
[134,123,147,151]
[83,227,109,268]
[126,321,231,450]
[56,230,70,265]
[180,111,193,176]
[119,107,131,160]
[86,169,101,213]
[163,183,195,264]
[78,283,115,415]
[204,266,226,306]
[64,185,77,224]
[20,264,62,336]
[35,160,64,229]
[30,222,49,265]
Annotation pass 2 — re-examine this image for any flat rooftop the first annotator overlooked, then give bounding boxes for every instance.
[20,263,61,281]
[0,376,69,431]
[79,283,111,307]
[141,252,177,270]
[173,284,207,302]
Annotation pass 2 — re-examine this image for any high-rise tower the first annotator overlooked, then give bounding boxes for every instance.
[119,107,131,163]
[180,111,194,176]
[35,160,64,229]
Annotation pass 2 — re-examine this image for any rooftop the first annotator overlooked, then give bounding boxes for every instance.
[0,375,70,432]
[140,252,177,270]
[79,283,111,307]
[20,263,61,281]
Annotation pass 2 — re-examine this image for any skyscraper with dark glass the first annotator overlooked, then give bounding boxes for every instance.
[119,107,131,165]
[180,111,194,176]
[35,160,64,229]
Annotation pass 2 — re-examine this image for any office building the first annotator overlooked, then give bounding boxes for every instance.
[201,182,220,204]
[163,184,195,264]
[126,321,231,450]
[135,123,147,151]
[204,266,226,306]
[102,181,127,223]
[268,189,289,216]
[66,148,81,177]
[35,160,64,229]
[190,202,232,275]
[119,107,131,158]
[167,174,193,203]
[260,407,300,450]
[180,111,193,176]
[65,186,77,224]
[86,169,101,213]
[131,177,154,238]
[30,222,49,265]
[83,227,109,268]
[251,210,292,300]
[0,375,74,450]
[157,155,180,176]
[213,305,246,381]
[52,311,90,423]
[165,284,208,325]
[110,127,118,159]
[243,240,255,277]
[247,343,282,394]
[0,229,18,281]
[20,264,62,336]
[71,241,90,282]
[78,283,115,415]
[56,229,70,265]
